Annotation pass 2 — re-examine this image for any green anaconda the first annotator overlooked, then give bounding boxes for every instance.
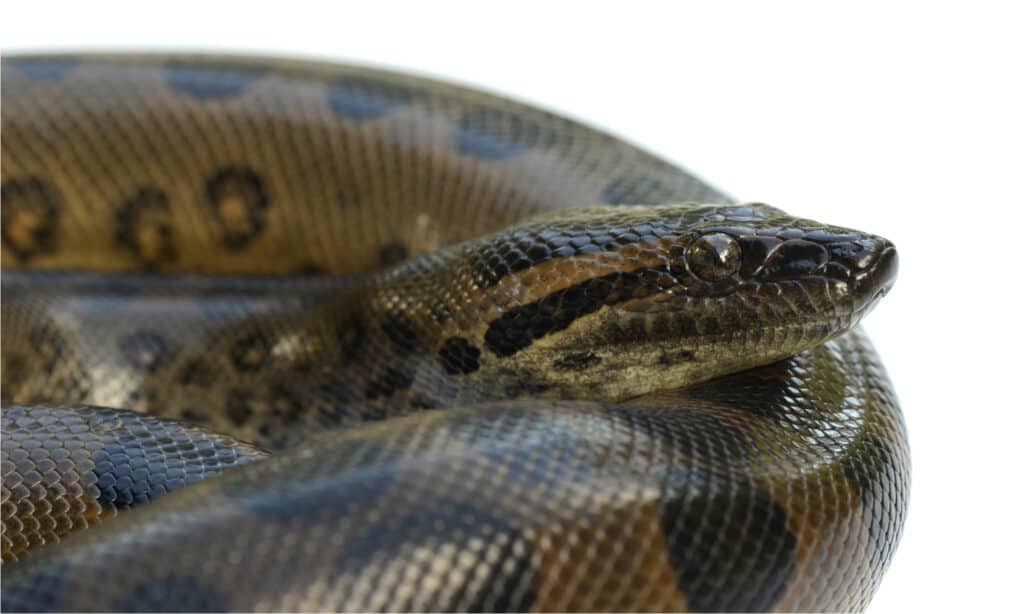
[0,54,908,612]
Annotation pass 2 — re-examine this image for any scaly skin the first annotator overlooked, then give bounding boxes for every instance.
[1,54,907,612]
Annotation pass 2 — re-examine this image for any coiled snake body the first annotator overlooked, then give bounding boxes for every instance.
[0,54,908,612]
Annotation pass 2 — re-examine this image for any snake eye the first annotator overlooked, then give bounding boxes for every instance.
[686,233,741,281]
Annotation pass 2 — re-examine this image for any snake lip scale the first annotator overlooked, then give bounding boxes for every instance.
[0,53,907,612]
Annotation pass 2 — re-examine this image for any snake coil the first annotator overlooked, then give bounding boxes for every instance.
[0,54,907,612]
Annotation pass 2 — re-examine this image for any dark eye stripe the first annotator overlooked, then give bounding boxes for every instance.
[484,266,674,356]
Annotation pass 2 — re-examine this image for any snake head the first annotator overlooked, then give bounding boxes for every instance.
[467,203,897,400]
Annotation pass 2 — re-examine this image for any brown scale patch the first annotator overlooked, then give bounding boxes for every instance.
[2,411,112,563]
[532,500,686,611]
[764,469,869,611]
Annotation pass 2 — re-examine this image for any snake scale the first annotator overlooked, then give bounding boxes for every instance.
[0,54,908,612]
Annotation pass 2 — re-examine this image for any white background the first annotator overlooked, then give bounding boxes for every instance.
[4,1,1022,610]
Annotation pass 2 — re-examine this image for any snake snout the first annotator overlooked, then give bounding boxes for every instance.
[849,238,899,313]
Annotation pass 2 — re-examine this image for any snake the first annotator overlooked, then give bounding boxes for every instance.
[0,53,908,612]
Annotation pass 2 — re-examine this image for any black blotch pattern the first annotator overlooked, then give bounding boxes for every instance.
[180,407,209,423]
[600,176,679,205]
[114,187,176,267]
[313,380,364,425]
[661,487,797,611]
[552,351,601,371]
[338,316,368,362]
[28,326,67,375]
[409,396,441,410]
[230,333,272,372]
[438,337,482,375]
[659,350,695,365]
[2,177,61,260]
[205,166,270,250]
[377,241,409,267]
[838,433,905,569]
[1,353,29,401]
[118,330,174,373]
[268,384,303,426]
[164,62,266,99]
[224,389,254,427]
[380,313,420,353]
[502,378,551,398]
[292,262,326,275]
[327,76,412,120]
[455,107,557,160]
[116,576,230,612]
[6,57,80,79]
[484,266,672,357]
[333,499,538,611]
[364,367,416,399]
[0,560,71,612]
[177,359,215,387]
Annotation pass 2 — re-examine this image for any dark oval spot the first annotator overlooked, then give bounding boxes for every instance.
[377,241,409,267]
[338,316,368,362]
[839,433,907,569]
[662,487,796,611]
[180,407,209,423]
[6,56,80,80]
[118,330,174,373]
[165,62,266,99]
[177,359,215,387]
[455,107,556,160]
[380,313,420,353]
[438,337,482,375]
[114,187,176,267]
[229,333,271,372]
[205,166,270,250]
[224,389,254,427]
[292,262,326,275]
[2,177,61,260]
[327,76,412,120]
[364,367,415,400]
[268,385,303,425]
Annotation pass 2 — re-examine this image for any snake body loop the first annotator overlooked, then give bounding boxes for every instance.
[0,54,908,612]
